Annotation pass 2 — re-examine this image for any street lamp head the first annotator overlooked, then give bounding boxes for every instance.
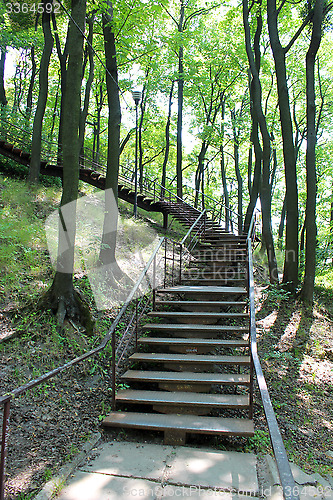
[132,90,142,105]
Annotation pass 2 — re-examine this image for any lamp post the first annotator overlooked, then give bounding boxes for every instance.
[132,90,142,218]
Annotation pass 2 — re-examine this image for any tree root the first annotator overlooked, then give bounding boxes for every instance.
[39,281,95,335]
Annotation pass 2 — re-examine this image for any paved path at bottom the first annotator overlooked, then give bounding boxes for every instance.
[35,437,333,500]
[55,441,258,500]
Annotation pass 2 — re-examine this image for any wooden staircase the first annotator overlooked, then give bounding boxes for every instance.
[102,222,255,445]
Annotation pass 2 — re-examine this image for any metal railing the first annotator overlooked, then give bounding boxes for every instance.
[0,118,242,232]
[0,209,207,500]
[246,211,299,500]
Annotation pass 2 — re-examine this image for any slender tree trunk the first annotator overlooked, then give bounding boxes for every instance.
[52,12,69,165]
[138,83,147,191]
[161,81,174,199]
[79,14,95,153]
[29,2,54,183]
[220,99,230,231]
[26,45,37,119]
[267,0,299,293]
[99,0,122,272]
[0,48,7,106]
[231,109,243,233]
[176,1,185,199]
[301,0,323,304]
[278,195,286,245]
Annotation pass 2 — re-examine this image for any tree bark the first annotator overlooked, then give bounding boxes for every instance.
[29,2,54,183]
[26,45,37,119]
[0,48,7,106]
[161,81,174,199]
[42,0,92,331]
[267,0,299,293]
[243,0,278,283]
[220,99,230,231]
[99,0,122,274]
[176,1,185,199]
[301,0,324,304]
[231,109,243,234]
[79,14,95,153]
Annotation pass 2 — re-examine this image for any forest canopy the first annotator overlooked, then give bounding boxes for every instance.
[0,0,333,308]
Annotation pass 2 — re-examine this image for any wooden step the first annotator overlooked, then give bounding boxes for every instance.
[129,352,250,365]
[102,412,255,441]
[156,286,247,295]
[138,337,249,348]
[116,389,250,409]
[181,279,246,286]
[148,312,248,320]
[142,323,248,336]
[155,300,247,308]
[122,370,251,386]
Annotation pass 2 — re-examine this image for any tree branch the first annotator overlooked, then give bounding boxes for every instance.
[283,9,314,54]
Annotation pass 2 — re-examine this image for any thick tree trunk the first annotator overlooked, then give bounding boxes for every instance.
[161,81,174,199]
[301,0,323,304]
[267,0,299,293]
[42,0,92,330]
[99,1,122,274]
[243,0,278,282]
[29,3,54,183]
[0,48,7,106]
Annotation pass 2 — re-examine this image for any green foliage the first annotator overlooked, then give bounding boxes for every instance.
[245,430,272,454]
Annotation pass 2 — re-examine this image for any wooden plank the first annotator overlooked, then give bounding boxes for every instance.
[122,370,251,385]
[155,300,247,307]
[129,353,250,365]
[138,337,249,347]
[156,286,247,294]
[148,312,248,319]
[116,390,249,408]
[102,412,254,437]
[142,323,248,332]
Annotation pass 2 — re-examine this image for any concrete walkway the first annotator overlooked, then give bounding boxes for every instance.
[35,435,333,500]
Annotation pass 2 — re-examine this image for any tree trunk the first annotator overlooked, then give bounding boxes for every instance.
[278,195,286,245]
[267,0,299,293]
[0,48,7,106]
[161,81,174,199]
[79,14,95,153]
[42,0,92,331]
[99,0,122,274]
[176,1,185,199]
[26,45,37,119]
[301,0,323,304]
[138,83,147,191]
[231,109,243,233]
[243,0,278,283]
[220,99,230,231]
[52,12,69,165]
[29,3,54,183]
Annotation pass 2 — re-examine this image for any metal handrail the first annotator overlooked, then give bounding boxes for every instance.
[0,206,208,499]
[246,211,299,500]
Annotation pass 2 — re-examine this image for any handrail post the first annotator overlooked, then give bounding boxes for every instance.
[153,253,156,309]
[135,295,138,349]
[179,244,182,284]
[0,399,11,500]
[111,331,116,411]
